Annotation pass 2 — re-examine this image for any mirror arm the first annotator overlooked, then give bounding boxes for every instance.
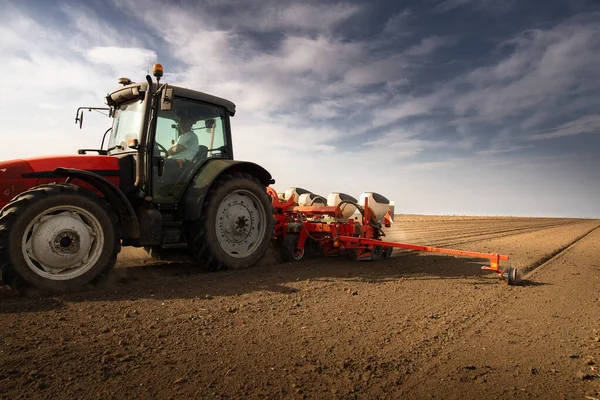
[74,106,112,129]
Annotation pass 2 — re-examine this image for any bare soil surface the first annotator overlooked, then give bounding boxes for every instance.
[1,216,599,399]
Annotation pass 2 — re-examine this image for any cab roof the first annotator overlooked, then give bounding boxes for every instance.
[171,85,236,117]
[106,81,236,117]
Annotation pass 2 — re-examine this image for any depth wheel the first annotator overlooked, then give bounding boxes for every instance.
[0,183,121,292]
[372,245,383,261]
[186,172,273,271]
[506,267,520,286]
[347,248,360,262]
[280,233,305,262]
[383,246,393,260]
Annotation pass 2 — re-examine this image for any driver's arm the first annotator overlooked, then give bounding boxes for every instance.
[168,144,186,155]
[168,132,191,155]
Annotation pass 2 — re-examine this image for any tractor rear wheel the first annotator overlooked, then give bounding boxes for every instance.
[0,183,121,292]
[186,172,273,271]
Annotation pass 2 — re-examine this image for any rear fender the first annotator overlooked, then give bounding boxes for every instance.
[53,168,140,239]
[182,159,274,222]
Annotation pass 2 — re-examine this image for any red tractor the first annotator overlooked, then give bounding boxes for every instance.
[0,64,274,292]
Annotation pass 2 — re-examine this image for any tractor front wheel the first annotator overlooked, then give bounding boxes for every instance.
[186,172,273,271]
[0,184,121,292]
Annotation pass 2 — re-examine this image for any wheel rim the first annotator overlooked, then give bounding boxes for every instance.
[291,243,304,260]
[21,205,104,280]
[385,246,393,259]
[372,246,383,260]
[507,267,520,285]
[215,190,267,258]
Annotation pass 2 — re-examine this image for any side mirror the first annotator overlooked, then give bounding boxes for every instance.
[161,88,173,111]
[74,106,112,129]
[75,110,84,129]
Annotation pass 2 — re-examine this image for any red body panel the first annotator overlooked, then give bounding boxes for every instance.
[24,154,120,172]
[0,155,121,210]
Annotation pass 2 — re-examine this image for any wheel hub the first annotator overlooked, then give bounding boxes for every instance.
[216,191,266,258]
[53,230,81,255]
[235,215,248,233]
[221,203,253,243]
[26,211,95,272]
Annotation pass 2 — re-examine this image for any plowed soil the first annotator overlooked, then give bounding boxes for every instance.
[1,216,599,399]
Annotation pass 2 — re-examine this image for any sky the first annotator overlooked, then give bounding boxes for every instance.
[1,0,599,218]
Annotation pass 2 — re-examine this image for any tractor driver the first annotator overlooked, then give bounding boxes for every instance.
[168,116,200,160]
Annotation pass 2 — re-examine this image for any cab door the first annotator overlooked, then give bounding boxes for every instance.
[151,97,229,203]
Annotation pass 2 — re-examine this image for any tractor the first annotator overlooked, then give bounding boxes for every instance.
[0,64,275,292]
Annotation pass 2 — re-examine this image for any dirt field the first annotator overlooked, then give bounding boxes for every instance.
[1,215,599,399]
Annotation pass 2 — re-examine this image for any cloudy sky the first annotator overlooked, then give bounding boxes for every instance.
[2,0,599,218]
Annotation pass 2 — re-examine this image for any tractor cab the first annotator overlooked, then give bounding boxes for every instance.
[100,65,237,204]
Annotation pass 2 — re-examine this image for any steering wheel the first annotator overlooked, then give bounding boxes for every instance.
[155,142,170,158]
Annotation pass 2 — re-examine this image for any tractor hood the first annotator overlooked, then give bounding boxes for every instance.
[2,154,121,175]
[0,155,121,207]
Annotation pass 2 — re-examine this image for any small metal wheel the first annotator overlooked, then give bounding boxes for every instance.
[504,267,520,285]
[382,246,393,260]
[305,237,322,257]
[347,248,360,262]
[281,233,305,262]
[372,246,383,261]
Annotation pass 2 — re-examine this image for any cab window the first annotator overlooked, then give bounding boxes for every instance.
[152,97,228,202]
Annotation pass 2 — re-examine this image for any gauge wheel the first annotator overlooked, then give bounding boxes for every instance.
[506,267,520,286]
[383,246,393,260]
[372,245,383,261]
[280,233,305,262]
[347,248,360,262]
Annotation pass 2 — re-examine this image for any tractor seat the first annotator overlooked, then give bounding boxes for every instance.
[192,145,209,163]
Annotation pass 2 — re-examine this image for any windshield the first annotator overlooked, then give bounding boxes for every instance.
[107,100,145,154]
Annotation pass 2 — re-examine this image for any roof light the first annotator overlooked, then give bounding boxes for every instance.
[117,77,132,86]
[152,63,163,79]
